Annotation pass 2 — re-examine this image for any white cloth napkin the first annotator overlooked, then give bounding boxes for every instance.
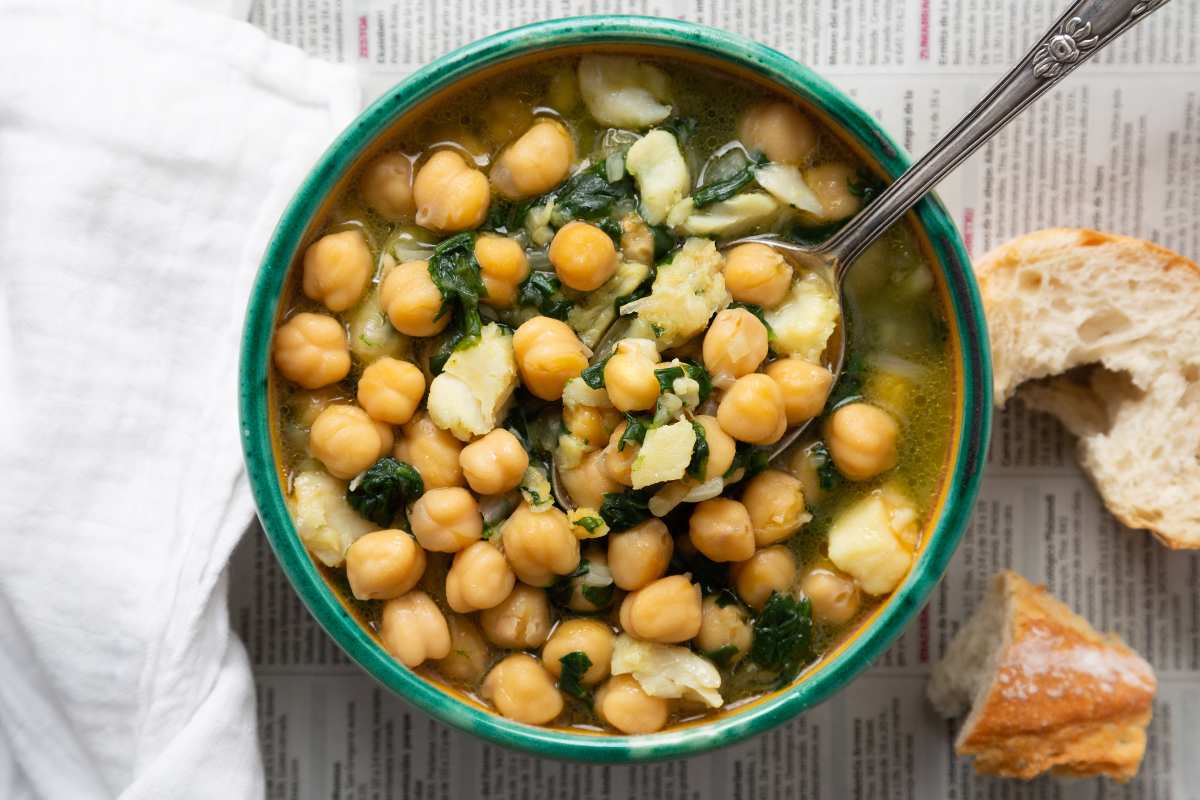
[0,2,359,797]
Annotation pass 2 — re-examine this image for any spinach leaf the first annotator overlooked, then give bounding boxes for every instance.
[687,420,709,480]
[427,232,485,343]
[576,514,605,534]
[669,546,728,595]
[809,441,842,491]
[613,265,655,310]
[729,302,777,342]
[723,443,771,482]
[552,163,635,221]
[654,365,684,394]
[345,457,424,526]
[713,589,739,608]
[659,115,698,145]
[826,349,865,409]
[618,413,650,451]
[557,651,593,701]
[599,489,653,531]
[682,360,713,404]
[692,151,768,208]
[749,593,815,683]
[705,644,740,668]
[580,582,615,608]
[484,199,534,233]
[580,356,611,390]
[517,271,573,320]
[547,559,589,606]
[848,168,884,204]
[650,227,678,260]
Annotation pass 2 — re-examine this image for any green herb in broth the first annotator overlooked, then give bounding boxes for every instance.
[270,52,954,735]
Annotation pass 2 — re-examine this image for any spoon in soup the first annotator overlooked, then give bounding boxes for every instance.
[552,0,1170,508]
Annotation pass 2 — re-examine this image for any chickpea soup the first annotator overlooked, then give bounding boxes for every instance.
[270,52,955,734]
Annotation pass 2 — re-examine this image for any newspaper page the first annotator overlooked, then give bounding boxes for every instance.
[228,1,1200,797]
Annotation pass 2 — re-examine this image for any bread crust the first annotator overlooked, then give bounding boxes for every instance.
[955,571,1156,782]
[974,228,1200,548]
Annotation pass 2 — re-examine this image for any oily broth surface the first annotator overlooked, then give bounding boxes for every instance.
[271,53,955,729]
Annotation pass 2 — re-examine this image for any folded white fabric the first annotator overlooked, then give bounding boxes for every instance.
[0,2,359,797]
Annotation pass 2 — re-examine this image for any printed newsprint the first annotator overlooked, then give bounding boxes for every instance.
[228,1,1200,796]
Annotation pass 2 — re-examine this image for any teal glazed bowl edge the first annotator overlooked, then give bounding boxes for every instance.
[239,16,993,763]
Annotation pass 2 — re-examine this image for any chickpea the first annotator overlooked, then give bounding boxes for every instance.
[379,259,450,337]
[357,357,425,425]
[737,101,818,165]
[722,243,793,308]
[824,402,899,481]
[717,373,788,445]
[445,540,516,613]
[565,545,618,612]
[309,404,393,479]
[408,486,482,553]
[481,94,534,145]
[741,470,808,547]
[413,150,489,232]
[765,358,833,426]
[603,341,660,412]
[393,412,464,489]
[542,619,615,685]
[601,422,639,486]
[731,546,797,610]
[688,498,755,562]
[694,595,753,659]
[618,575,702,643]
[474,235,529,308]
[479,583,553,649]
[301,229,372,312]
[608,519,673,591]
[803,163,864,222]
[481,654,563,725]
[549,221,619,291]
[359,151,415,221]
[693,416,735,481]
[559,449,622,509]
[491,119,575,200]
[594,675,669,734]
[702,309,769,388]
[379,590,450,667]
[563,404,620,448]
[801,566,862,627]
[435,614,489,684]
[500,502,580,587]
[345,529,426,600]
[512,316,589,401]
[620,214,654,266]
[458,429,528,496]
[273,312,350,389]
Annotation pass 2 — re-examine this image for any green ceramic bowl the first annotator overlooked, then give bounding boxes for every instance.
[239,16,992,762]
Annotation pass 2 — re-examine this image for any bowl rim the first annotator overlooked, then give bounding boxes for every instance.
[238,15,993,763]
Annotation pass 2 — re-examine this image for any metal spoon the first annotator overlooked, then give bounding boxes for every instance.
[554,0,1169,508]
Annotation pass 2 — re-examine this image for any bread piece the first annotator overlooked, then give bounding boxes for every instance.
[928,570,1156,782]
[976,228,1200,548]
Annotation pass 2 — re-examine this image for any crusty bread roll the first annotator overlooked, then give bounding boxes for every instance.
[928,570,1156,782]
[976,228,1200,548]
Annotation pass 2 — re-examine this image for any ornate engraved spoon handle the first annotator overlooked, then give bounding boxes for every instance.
[820,0,1171,273]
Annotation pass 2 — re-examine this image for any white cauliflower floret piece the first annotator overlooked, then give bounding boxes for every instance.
[555,432,592,471]
[611,634,723,707]
[625,130,690,225]
[619,237,729,349]
[561,376,614,410]
[764,272,839,362]
[681,192,779,237]
[290,470,378,567]
[427,323,517,441]
[827,487,918,595]
[631,419,696,489]
[567,260,651,348]
[754,163,824,215]
[578,55,672,129]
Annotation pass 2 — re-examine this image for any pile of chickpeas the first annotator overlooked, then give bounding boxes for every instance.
[271,57,916,734]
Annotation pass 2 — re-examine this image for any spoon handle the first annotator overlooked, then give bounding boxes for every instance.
[820,0,1171,273]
